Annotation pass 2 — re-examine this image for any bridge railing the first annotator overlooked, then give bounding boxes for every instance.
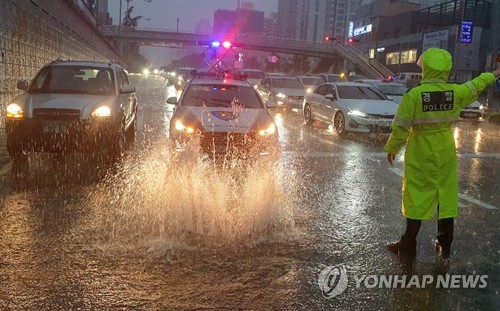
[102,26,394,78]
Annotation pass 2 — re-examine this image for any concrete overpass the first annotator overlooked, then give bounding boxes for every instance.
[101,25,394,79]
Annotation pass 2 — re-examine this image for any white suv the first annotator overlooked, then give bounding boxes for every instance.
[5,60,138,165]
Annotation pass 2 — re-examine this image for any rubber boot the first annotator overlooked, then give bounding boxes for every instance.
[436,218,454,258]
[387,235,417,261]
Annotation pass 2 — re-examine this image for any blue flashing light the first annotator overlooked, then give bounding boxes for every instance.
[211,41,220,48]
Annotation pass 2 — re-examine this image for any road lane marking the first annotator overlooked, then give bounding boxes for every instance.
[385,166,498,210]
[458,153,500,159]
[459,194,498,210]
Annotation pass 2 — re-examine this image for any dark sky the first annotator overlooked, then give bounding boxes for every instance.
[109,0,278,32]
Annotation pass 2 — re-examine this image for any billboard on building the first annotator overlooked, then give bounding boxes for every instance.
[422,29,449,51]
[459,21,473,43]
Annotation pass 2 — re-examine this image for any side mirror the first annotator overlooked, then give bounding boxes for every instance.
[121,84,136,93]
[325,93,336,101]
[17,80,30,91]
[166,97,178,105]
[266,100,276,109]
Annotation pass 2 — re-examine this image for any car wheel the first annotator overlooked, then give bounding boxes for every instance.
[125,118,137,148]
[334,111,347,136]
[108,128,125,163]
[304,104,314,125]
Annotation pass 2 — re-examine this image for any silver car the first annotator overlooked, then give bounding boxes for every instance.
[354,80,408,105]
[303,82,398,135]
[258,76,306,108]
[5,60,138,164]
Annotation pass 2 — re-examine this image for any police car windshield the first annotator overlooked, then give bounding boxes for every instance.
[182,84,263,108]
[378,84,408,96]
[337,86,387,100]
[28,66,115,95]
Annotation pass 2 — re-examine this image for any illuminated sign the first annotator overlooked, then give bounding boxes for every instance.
[348,21,354,38]
[459,21,473,44]
[369,49,375,59]
[353,24,372,36]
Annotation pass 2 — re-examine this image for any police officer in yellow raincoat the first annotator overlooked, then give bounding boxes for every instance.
[384,48,500,260]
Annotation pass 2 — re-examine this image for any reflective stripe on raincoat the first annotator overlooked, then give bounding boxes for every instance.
[384,48,496,220]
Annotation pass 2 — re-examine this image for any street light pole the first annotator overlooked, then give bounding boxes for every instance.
[119,0,123,37]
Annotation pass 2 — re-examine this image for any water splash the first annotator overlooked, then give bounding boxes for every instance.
[86,141,295,252]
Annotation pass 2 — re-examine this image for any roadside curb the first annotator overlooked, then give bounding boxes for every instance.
[0,128,11,172]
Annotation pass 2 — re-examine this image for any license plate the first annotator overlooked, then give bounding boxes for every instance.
[464,112,478,118]
[43,121,68,134]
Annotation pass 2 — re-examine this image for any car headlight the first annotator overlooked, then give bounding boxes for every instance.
[143,68,150,76]
[91,106,111,117]
[306,88,313,93]
[276,93,287,99]
[347,109,367,117]
[258,123,276,137]
[174,120,195,134]
[6,103,24,119]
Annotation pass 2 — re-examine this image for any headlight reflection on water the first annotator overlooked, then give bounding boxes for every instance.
[86,142,295,252]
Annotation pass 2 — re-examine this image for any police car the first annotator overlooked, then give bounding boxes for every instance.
[460,101,486,120]
[166,72,281,162]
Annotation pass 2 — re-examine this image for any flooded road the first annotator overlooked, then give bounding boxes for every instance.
[0,76,498,310]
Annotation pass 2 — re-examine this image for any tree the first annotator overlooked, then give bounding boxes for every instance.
[122,6,147,28]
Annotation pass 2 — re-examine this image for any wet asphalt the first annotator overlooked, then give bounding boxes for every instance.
[0,76,498,310]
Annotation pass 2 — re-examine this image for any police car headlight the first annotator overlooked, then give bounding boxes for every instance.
[258,123,276,137]
[347,109,367,118]
[6,103,24,119]
[92,106,111,117]
[175,120,195,134]
[276,93,287,99]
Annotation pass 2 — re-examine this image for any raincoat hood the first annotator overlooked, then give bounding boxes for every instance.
[421,48,452,82]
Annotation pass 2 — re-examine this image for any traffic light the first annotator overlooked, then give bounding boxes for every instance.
[324,36,334,42]
[347,37,360,44]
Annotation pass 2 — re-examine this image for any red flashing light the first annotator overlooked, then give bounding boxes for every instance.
[222,41,232,49]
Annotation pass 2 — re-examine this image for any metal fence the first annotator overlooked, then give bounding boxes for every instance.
[0,0,116,129]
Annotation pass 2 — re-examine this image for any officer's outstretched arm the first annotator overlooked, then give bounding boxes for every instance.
[384,91,416,155]
[457,72,497,109]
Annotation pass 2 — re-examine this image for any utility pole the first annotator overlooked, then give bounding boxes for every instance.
[118,0,123,54]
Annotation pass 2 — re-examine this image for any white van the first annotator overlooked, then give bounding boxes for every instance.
[394,72,422,87]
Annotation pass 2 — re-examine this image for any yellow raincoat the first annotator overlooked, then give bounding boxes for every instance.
[385,48,496,220]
